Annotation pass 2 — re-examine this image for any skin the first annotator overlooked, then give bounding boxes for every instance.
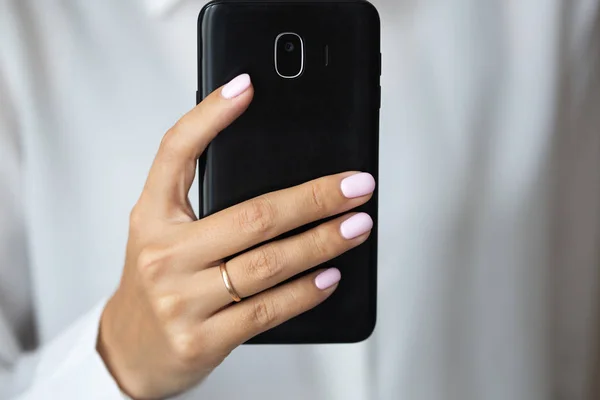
[97,79,374,399]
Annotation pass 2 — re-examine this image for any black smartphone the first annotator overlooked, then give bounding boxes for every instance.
[197,0,380,344]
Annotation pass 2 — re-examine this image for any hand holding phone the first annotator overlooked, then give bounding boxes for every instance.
[98,76,376,399]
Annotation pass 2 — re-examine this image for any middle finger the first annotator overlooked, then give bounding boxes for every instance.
[180,171,375,268]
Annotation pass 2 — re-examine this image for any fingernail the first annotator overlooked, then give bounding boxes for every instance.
[340,213,373,239]
[340,172,376,198]
[315,268,341,290]
[221,74,251,99]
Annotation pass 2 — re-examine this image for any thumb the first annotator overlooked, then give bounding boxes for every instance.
[144,74,254,211]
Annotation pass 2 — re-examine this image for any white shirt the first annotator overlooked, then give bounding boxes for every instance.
[1,0,599,399]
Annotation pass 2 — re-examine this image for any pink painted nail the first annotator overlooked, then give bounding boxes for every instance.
[221,74,251,99]
[315,268,341,290]
[340,213,373,239]
[340,172,376,198]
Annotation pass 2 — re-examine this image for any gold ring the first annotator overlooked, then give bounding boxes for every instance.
[219,261,241,302]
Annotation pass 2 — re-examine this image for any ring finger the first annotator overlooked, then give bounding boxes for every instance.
[193,211,373,315]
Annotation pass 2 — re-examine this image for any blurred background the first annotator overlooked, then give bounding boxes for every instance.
[1,0,600,399]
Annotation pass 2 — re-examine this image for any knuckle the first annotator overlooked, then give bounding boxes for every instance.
[237,197,276,235]
[245,246,284,282]
[136,245,172,283]
[159,125,186,160]
[153,293,185,322]
[160,127,178,153]
[129,205,144,229]
[309,181,327,214]
[169,332,202,365]
[247,299,279,330]
[308,228,332,259]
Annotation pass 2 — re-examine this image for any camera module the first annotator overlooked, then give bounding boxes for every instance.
[275,33,304,78]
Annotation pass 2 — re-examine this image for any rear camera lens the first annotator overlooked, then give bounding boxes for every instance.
[275,33,304,78]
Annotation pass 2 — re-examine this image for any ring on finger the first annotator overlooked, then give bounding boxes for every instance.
[219,261,242,302]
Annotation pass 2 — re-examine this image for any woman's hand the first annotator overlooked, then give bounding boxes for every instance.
[97,74,376,399]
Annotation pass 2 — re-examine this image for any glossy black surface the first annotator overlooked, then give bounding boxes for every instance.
[198,0,380,343]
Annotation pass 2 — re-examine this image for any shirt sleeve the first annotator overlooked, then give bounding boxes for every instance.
[7,301,128,400]
[4,300,207,400]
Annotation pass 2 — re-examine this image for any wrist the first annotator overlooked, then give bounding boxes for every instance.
[97,291,147,399]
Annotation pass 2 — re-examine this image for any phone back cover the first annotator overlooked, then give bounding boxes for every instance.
[198,0,380,343]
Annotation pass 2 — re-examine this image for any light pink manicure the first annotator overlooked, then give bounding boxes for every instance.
[221,74,251,99]
[315,268,341,290]
[340,213,373,239]
[340,172,376,198]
